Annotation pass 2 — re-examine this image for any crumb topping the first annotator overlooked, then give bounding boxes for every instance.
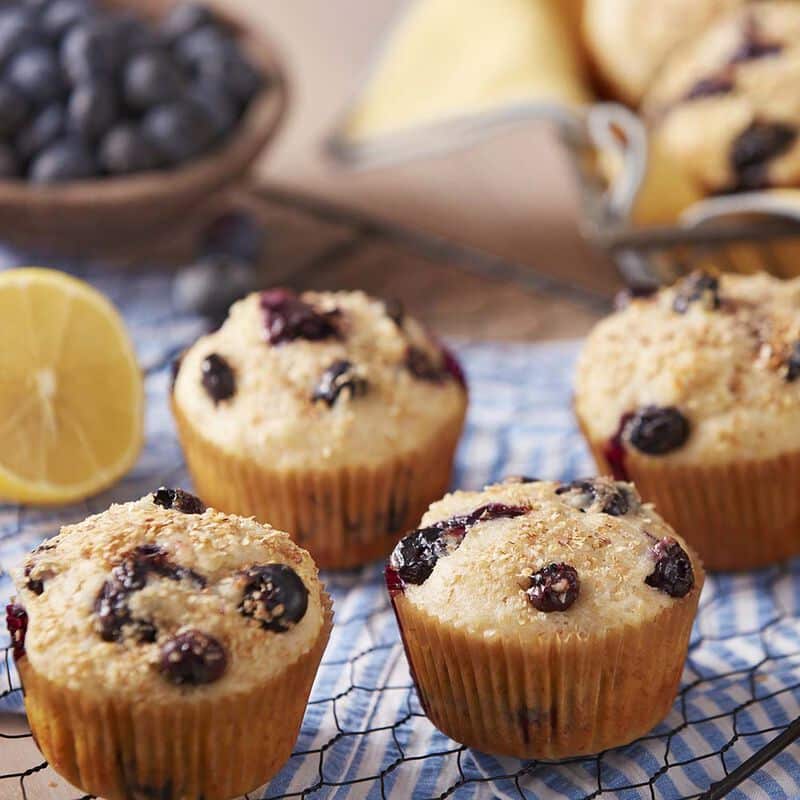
[172,290,467,469]
[11,494,327,698]
[398,480,702,638]
[576,272,800,463]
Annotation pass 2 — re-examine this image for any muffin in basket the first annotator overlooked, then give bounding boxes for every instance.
[575,270,800,571]
[6,489,332,800]
[171,288,468,569]
[385,476,703,759]
[644,1,800,195]
[582,0,745,106]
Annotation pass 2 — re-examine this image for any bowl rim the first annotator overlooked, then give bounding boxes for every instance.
[0,1,289,205]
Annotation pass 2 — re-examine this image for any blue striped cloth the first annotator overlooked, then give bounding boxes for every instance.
[2,264,800,800]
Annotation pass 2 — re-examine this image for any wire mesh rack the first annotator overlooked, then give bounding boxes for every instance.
[1,189,800,800]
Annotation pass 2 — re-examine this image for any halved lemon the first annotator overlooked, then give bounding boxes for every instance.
[0,268,143,505]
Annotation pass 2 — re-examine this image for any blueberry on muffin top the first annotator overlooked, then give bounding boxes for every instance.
[387,478,701,638]
[9,491,328,696]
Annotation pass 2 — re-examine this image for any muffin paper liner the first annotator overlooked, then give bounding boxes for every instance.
[17,596,333,800]
[173,400,465,569]
[389,585,701,759]
[580,417,800,571]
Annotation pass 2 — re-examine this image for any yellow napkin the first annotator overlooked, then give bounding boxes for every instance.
[340,0,590,143]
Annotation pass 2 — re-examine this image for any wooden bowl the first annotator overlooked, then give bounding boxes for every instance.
[0,0,288,257]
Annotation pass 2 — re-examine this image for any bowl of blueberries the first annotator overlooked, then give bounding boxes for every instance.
[0,0,286,254]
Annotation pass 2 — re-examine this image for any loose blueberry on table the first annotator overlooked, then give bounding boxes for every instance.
[0,1,267,183]
[173,211,264,322]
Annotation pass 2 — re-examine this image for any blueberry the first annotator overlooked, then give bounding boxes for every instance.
[625,406,690,455]
[200,352,235,403]
[107,14,160,56]
[502,475,539,484]
[160,629,227,685]
[730,120,797,191]
[141,100,214,165]
[15,103,64,160]
[389,503,528,586]
[60,20,119,84]
[120,543,206,587]
[0,143,18,177]
[786,341,800,382]
[67,79,116,139]
[196,45,262,105]
[23,563,44,595]
[684,74,735,102]
[729,35,781,64]
[7,46,65,104]
[161,3,215,42]
[389,526,450,586]
[123,51,186,111]
[312,359,368,406]
[556,478,632,516]
[94,577,156,642]
[673,271,720,313]
[40,0,90,40]
[94,543,206,643]
[0,82,29,136]
[239,564,309,632]
[406,345,445,382]
[0,9,42,68]
[5,603,28,660]
[260,288,341,345]
[30,138,95,182]
[613,285,657,310]
[98,123,160,175]
[172,255,257,320]
[526,563,580,612]
[200,210,263,263]
[186,77,238,138]
[152,487,206,514]
[173,25,229,68]
[645,537,694,598]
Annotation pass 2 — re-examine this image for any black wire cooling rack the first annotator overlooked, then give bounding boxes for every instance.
[2,186,800,800]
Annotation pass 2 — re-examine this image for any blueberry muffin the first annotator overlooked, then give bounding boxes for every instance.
[386,477,703,758]
[171,288,468,569]
[644,2,800,195]
[576,271,800,570]
[582,0,746,106]
[6,490,332,800]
